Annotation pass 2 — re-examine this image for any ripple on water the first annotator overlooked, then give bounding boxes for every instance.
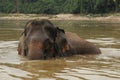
[0,41,22,64]
[87,37,120,45]
[0,65,38,80]
[0,39,120,80]
[55,67,120,80]
[0,19,120,80]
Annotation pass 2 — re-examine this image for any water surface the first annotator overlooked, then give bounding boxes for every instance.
[0,20,120,80]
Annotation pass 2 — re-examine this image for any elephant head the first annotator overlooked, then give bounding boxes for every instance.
[19,19,58,60]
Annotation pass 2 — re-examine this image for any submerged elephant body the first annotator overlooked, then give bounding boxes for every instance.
[54,30,101,57]
[18,19,101,60]
[65,32,101,55]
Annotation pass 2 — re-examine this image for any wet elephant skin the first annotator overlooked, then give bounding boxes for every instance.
[18,19,57,60]
[18,19,101,60]
[55,29,101,57]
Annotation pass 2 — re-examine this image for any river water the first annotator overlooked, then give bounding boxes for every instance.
[0,20,120,80]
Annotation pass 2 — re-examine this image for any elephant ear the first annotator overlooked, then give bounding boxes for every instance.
[20,21,32,56]
[20,22,28,36]
[56,27,65,33]
[45,27,57,41]
[24,21,31,36]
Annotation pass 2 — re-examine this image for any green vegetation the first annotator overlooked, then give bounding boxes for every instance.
[0,0,120,14]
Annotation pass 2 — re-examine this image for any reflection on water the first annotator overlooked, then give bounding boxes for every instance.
[55,67,120,80]
[0,65,33,80]
[0,20,120,80]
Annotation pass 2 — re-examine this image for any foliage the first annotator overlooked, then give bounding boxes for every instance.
[0,0,120,14]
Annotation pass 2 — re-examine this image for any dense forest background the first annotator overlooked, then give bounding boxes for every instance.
[0,0,120,14]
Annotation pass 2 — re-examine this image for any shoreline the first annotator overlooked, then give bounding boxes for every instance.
[0,13,120,23]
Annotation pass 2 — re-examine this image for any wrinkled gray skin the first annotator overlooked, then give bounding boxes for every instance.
[18,19,57,60]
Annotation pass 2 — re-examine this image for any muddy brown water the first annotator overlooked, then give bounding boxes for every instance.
[0,20,120,80]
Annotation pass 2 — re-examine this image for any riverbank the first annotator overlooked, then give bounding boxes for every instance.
[0,13,120,23]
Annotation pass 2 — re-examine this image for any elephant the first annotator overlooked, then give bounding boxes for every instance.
[18,19,58,60]
[55,29,101,57]
[18,19,101,60]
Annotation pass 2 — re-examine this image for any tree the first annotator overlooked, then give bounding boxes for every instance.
[0,0,119,14]
[16,0,20,13]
